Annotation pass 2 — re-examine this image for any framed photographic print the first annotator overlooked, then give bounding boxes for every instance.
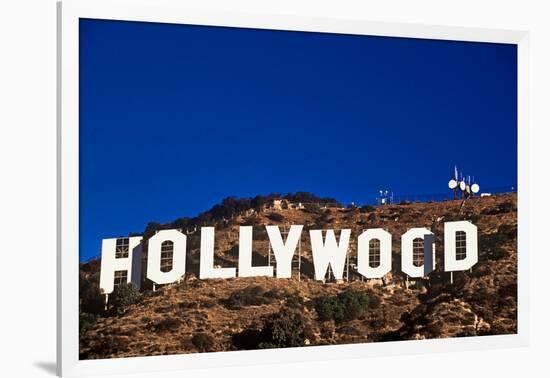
[57,0,529,376]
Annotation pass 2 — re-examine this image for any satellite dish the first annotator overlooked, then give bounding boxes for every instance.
[448,179,458,189]
[459,181,466,191]
[471,183,480,194]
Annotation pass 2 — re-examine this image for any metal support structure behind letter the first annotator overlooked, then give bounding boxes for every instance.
[345,249,350,282]
[298,238,302,282]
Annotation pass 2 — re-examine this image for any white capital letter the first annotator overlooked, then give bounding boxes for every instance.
[266,225,303,278]
[310,229,351,281]
[199,227,236,279]
[99,236,142,294]
[444,221,478,272]
[238,226,273,277]
[147,229,186,284]
[357,228,392,279]
[401,228,435,278]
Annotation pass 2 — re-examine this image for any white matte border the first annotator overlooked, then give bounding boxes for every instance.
[57,0,530,376]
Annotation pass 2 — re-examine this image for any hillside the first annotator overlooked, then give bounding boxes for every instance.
[79,193,517,359]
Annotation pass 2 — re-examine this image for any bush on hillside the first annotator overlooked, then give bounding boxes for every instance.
[259,308,307,348]
[79,312,96,335]
[314,288,369,323]
[79,272,105,316]
[232,307,309,350]
[110,283,142,315]
[285,293,305,309]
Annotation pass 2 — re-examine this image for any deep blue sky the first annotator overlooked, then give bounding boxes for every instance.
[79,18,517,261]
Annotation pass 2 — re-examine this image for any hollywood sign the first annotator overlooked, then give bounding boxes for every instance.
[99,221,477,294]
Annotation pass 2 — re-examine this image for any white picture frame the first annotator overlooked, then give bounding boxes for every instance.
[57,0,530,376]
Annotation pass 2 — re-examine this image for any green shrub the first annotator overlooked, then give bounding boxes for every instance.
[285,293,304,309]
[315,296,344,322]
[261,308,307,348]
[110,283,142,314]
[334,288,369,321]
[79,312,96,335]
[232,308,309,350]
[79,270,105,316]
[314,288,369,323]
